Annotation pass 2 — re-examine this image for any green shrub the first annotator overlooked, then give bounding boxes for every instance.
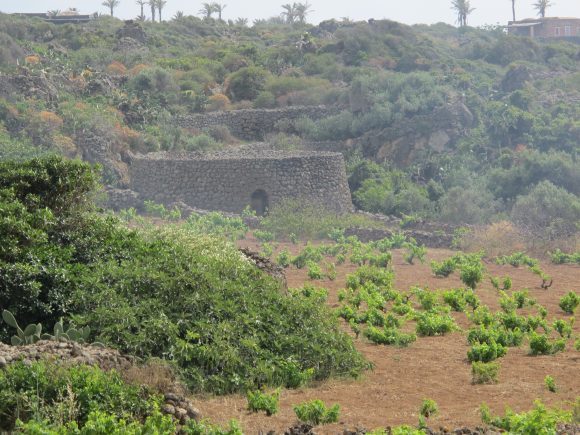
[182,419,243,435]
[403,243,426,265]
[459,260,485,289]
[307,261,324,280]
[254,230,274,243]
[15,409,177,434]
[559,291,580,314]
[363,325,416,347]
[552,319,573,339]
[276,248,292,268]
[293,400,340,425]
[469,306,495,327]
[490,276,512,291]
[292,244,323,269]
[246,389,281,416]
[468,340,508,362]
[430,258,458,277]
[419,399,438,418]
[226,66,269,101]
[441,289,478,312]
[346,266,394,290]
[495,252,538,267]
[414,288,438,311]
[416,312,457,336]
[471,361,500,384]
[480,400,571,432]
[467,325,524,348]
[529,333,566,356]
[0,361,162,432]
[550,249,580,265]
[325,262,337,281]
[290,285,328,304]
[544,375,557,393]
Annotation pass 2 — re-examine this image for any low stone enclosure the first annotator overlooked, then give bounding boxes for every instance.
[129,149,353,215]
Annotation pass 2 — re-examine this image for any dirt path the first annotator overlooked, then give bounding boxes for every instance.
[192,242,580,434]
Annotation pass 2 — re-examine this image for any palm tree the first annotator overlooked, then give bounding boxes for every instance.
[199,2,214,19]
[173,11,185,21]
[235,17,248,26]
[212,3,227,21]
[102,0,121,17]
[148,0,156,21]
[281,3,295,24]
[294,2,312,24]
[510,0,516,21]
[451,0,475,27]
[136,0,147,20]
[533,0,552,18]
[155,0,167,21]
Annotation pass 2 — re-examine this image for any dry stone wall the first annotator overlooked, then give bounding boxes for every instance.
[175,106,341,140]
[129,150,353,214]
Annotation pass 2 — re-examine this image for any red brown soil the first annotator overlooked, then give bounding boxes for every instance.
[191,238,580,434]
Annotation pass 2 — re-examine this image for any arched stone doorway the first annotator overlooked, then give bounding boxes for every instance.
[250,189,269,216]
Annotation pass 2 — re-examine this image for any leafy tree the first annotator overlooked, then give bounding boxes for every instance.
[102,0,121,17]
[533,0,552,18]
[451,0,475,27]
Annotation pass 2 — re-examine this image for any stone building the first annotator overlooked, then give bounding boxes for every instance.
[129,150,353,215]
[508,17,580,39]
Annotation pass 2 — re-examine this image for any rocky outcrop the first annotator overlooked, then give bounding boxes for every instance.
[0,340,134,372]
[116,20,147,44]
[355,102,474,166]
[501,64,532,92]
[0,68,58,104]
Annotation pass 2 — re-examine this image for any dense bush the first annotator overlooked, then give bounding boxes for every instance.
[0,157,368,395]
[293,400,340,425]
[0,361,163,432]
[480,401,572,432]
[226,66,269,101]
[511,180,580,238]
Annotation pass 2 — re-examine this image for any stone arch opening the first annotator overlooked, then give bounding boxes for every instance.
[250,189,269,216]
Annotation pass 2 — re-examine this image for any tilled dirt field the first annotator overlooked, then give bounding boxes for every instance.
[192,240,580,434]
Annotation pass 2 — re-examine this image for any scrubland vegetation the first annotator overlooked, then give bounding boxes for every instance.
[0,13,578,239]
